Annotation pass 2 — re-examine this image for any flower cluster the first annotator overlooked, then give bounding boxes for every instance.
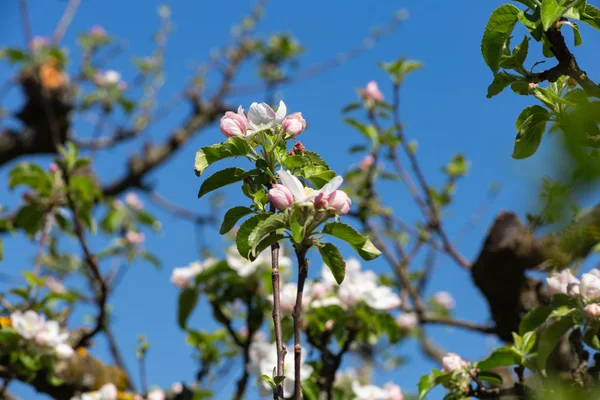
[70,384,168,400]
[9,310,75,359]
[547,268,600,318]
[352,381,404,400]
[220,101,306,139]
[248,340,313,398]
[170,258,217,289]
[226,244,292,277]
[268,170,351,216]
[308,258,401,311]
[95,70,126,90]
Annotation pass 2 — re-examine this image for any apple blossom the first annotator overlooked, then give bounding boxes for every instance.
[125,231,145,244]
[96,70,122,86]
[146,389,166,400]
[279,282,313,313]
[324,319,335,331]
[30,36,50,51]
[384,382,404,400]
[36,320,68,346]
[220,106,248,138]
[351,381,390,400]
[246,101,287,136]
[546,269,580,296]
[98,383,118,400]
[293,141,306,153]
[46,276,66,294]
[170,259,216,288]
[581,272,600,299]
[585,303,600,318]
[49,163,60,174]
[442,353,466,372]
[282,112,306,137]
[396,312,418,331]
[327,190,352,215]
[55,343,75,359]
[362,80,384,102]
[226,245,291,277]
[433,291,456,311]
[90,25,107,37]
[267,184,294,211]
[125,192,144,211]
[11,310,46,339]
[277,169,344,206]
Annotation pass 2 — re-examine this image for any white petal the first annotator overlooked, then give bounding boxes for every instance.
[248,102,275,127]
[275,100,287,123]
[278,170,305,201]
[318,176,343,195]
[236,105,245,116]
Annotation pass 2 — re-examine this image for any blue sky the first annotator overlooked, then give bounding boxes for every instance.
[1,0,600,399]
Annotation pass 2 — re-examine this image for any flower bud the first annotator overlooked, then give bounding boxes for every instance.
[49,163,60,174]
[585,303,600,319]
[313,192,330,210]
[581,272,600,299]
[396,312,418,331]
[294,141,306,153]
[433,291,455,310]
[327,190,352,215]
[362,81,384,102]
[171,382,183,394]
[442,353,465,373]
[147,389,166,400]
[125,192,144,211]
[125,231,145,244]
[282,112,306,137]
[324,319,334,331]
[46,277,66,294]
[55,343,75,359]
[220,109,248,138]
[98,384,118,400]
[359,155,374,171]
[267,184,293,211]
[547,269,580,296]
[90,25,107,37]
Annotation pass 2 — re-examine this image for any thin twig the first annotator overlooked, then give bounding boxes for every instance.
[292,246,310,399]
[52,0,82,44]
[270,206,285,400]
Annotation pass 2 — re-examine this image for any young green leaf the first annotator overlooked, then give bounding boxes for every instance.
[220,206,254,234]
[512,106,550,159]
[478,371,504,385]
[581,4,600,30]
[487,72,523,98]
[178,287,199,329]
[248,214,287,257]
[417,373,436,400]
[236,214,270,260]
[499,36,529,70]
[583,328,600,350]
[536,317,575,374]
[198,167,247,198]
[251,234,286,260]
[477,347,520,370]
[289,210,304,243]
[481,4,520,73]
[541,0,567,30]
[519,305,553,334]
[318,243,346,284]
[322,222,381,261]
[194,137,251,176]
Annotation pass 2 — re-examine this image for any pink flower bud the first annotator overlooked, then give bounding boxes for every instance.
[49,163,60,174]
[282,112,306,137]
[125,231,145,244]
[396,313,418,331]
[442,353,465,372]
[267,184,293,211]
[30,36,50,51]
[46,277,66,294]
[384,383,404,400]
[359,155,374,171]
[313,192,329,210]
[362,81,384,102]
[585,303,600,319]
[90,25,107,37]
[433,291,455,310]
[581,272,600,299]
[125,192,144,211]
[220,109,248,138]
[327,190,352,216]
[171,382,183,394]
[294,142,306,153]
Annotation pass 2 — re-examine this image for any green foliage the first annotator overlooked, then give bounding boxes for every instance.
[536,316,575,375]
[194,137,252,176]
[318,243,346,284]
[236,214,270,260]
[378,56,423,85]
[220,206,254,234]
[198,167,247,198]
[321,222,381,261]
[512,105,550,159]
[178,287,200,329]
[481,4,520,74]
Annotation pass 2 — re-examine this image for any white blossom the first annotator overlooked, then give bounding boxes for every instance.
[11,310,46,339]
[226,245,291,277]
[246,101,287,136]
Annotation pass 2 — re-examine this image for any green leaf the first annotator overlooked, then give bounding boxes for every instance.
[236,214,270,260]
[512,106,550,159]
[418,373,436,400]
[248,214,287,257]
[14,204,44,238]
[522,331,537,354]
[519,306,553,334]
[9,163,51,192]
[0,48,28,64]
[289,210,304,243]
[581,4,600,30]
[318,243,346,284]
[477,347,520,370]
[569,21,583,46]
[252,234,285,260]
[194,137,251,176]
[19,353,41,371]
[499,36,530,70]
[344,118,378,142]
[178,287,199,329]
[478,371,504,385]
[307,170,336,189]
[481,4,520,73]
[536,317,575,374]
[273,375,286,386]
[541,0,567,30]
[487,72,522,98]
[583,328,600,350]
[198,167,247,198]
[322,222,381,261]
[220,206,254,234]
[378,57,423,85]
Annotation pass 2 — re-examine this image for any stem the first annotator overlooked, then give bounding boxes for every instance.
[270,203,285,400]
[292,246,309,400]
